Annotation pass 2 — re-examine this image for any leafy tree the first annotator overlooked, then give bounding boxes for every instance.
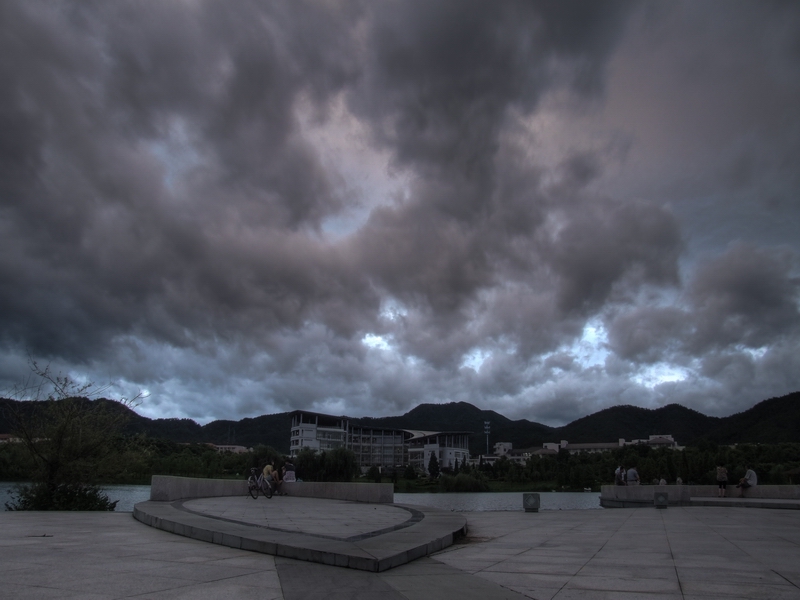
[403,463,417,480]
[366,465,381,483]
[427,452,440,479]
[323,447,359,482]
[293,447,358,482]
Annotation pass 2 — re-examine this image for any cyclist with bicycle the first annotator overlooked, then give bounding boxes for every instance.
[262,460,282,495]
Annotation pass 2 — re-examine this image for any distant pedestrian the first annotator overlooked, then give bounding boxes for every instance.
[736,466,757,497]
[716,463,728,497]
[626,465,640,486]
[615,466,626,486]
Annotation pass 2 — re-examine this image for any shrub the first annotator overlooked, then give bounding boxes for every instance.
[438,473,489,493]
[5,482,118,511]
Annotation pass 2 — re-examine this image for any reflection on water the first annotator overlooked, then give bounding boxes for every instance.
[2,483,599,512]
[395,491,601,511]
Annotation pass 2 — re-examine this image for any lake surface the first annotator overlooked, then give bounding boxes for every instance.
[2,482,600,512]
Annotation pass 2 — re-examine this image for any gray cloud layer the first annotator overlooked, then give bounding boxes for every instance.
[1,1,798,425]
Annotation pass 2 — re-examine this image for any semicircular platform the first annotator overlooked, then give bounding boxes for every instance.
[133,495,467,572]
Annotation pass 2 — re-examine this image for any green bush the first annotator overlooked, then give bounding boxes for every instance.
[5,482,118,511]
[438,473,489,493]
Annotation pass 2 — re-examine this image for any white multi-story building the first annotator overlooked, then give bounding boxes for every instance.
[289,410,472,473]
[406,430,471,473]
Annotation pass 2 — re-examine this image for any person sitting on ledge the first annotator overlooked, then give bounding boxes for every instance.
[282,458,296,483]
[263,460,283,495]
[736,465,757,497]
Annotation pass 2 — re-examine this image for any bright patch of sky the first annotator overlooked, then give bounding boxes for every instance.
[573,319,610,369]
[461,348,490,372]
[362,333,391,350]
[633,363,689,388]
[379,300,408,322]
[739,345,768,360]
[148,119,202,190]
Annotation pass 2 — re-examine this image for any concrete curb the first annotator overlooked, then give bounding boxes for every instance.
[133,498,467,572]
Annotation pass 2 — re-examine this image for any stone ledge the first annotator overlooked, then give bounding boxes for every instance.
[600,484,800,509]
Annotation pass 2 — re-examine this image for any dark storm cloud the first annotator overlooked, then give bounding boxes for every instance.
[0,1,372,358]
[1,1,799,425]
[688,243,800,351]
[607,243,800,361]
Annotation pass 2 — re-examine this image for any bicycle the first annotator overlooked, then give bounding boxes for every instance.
[247,468,273,499]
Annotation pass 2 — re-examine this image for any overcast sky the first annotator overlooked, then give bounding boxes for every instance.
[2,1,799,426]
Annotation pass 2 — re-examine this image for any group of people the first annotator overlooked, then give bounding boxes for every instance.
[261,458,296,495]
[613,463,758,495]
[716,463,757,497]
[614,465,669,486]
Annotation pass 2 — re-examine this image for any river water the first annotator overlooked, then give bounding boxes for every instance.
[1,482,600,512]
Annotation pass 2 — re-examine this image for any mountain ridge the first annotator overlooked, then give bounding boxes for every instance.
[1,391,798,455]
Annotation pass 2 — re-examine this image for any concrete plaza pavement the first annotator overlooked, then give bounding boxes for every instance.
[2,501,800,599]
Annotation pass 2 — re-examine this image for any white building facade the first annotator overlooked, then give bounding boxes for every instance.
[289,410,472,473]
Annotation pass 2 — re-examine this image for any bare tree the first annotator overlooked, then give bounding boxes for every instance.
[3,360,145,510]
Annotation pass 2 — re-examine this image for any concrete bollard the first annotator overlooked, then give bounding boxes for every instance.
[654,490,669,509]
[523,492,540,513]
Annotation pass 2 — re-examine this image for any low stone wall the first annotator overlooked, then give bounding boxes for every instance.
[150,475,246,501]
[600,484,800,508]
[600,485,690,508]
[282,481,394,504]
[684,485,800,499]
[149,475,393,503]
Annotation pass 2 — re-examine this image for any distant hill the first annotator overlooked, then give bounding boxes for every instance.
[698,391,800,445]
[2,391,798,454]
[555,403,718,447]
[0,397,293,453]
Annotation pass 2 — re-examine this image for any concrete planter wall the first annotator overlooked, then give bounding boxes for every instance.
[600,485,690,508]
[150,475,393,503]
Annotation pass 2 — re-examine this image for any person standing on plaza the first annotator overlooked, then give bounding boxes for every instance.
[716,463,728,497]
[626,464,640,486]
